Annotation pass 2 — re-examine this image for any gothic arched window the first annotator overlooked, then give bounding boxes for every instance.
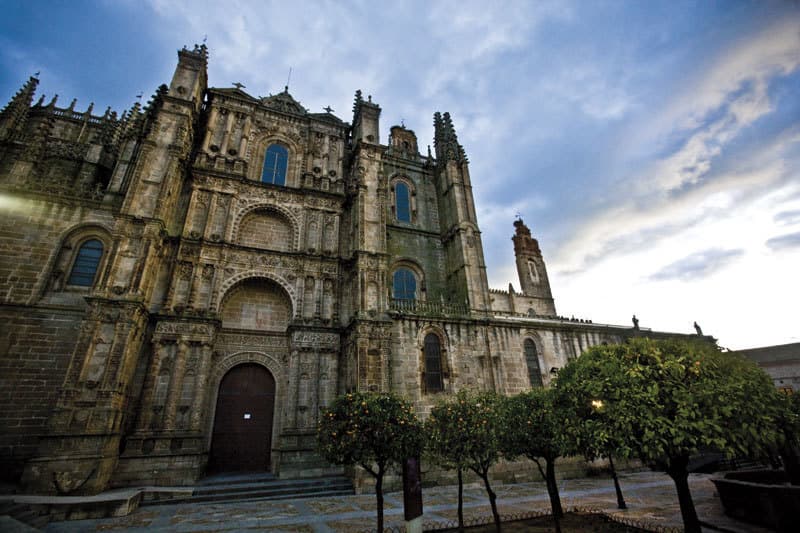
[524,339,543,388]
[424,333,444,393]
[395,181,411,222]
[67,239,104,287]
[261,144,288,185]
[392,268,416,300]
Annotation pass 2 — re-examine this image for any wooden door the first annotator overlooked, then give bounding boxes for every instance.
[209,364,275,473]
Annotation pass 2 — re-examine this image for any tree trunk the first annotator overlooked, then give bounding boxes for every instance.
[545,458,564,519]
[457,467,465,532]
[375,467,385,533]
[608,455,627,509]
[667,455,700,533]
[780,435,800,485]
[478,471,502,532]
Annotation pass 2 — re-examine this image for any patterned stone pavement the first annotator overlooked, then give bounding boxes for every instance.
[44,471,770,532]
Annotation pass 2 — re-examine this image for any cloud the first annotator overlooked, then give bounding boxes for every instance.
[766,232,800,251]
[649,248,744,282]
[774,209,800,226]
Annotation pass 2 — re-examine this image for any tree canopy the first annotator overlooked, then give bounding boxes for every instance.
[427,390,504,531]
[555,337,782,532]
[317,391,422,532]
[501,387,567,519]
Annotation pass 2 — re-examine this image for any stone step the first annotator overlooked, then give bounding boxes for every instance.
[0,501,49,530]
[141,475,354,506]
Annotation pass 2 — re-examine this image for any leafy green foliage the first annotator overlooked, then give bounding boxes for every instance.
[501,387,567,462]
[555,337,783,532]
[556,337,782,466]
[426,389,505,530]
[318,391,422,533]
[317,391,422,477]
[426,389,504,476]
[501,388,567,519]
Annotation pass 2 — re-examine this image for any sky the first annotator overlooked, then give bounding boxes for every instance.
[1,0,799,350]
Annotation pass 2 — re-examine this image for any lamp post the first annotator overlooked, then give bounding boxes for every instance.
[592,399,627,510]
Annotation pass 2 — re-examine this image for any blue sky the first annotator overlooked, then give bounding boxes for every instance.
[2,0,799,349]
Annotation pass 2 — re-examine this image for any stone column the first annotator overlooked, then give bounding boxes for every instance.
[191,343,213,431]
[238,115,251,156]
[137,340,169,431]
[163,340,189,430]
[219,111,234,155]
[286,349,300,429]
[202,107,219,152]
[203,192,218,240]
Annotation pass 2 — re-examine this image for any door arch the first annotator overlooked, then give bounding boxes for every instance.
[209,363,276,473]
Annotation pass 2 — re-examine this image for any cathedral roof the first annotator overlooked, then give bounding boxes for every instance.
[260,88,308,116]
[211,86,258,102]
[210,86,345,125]
[308,111,346,126]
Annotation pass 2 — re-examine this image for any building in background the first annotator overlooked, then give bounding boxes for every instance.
[0,45,702,494]
[735,343,800,394]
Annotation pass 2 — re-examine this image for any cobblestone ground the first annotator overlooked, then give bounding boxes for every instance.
[44,471,770,533]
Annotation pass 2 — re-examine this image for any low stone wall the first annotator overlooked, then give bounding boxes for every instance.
[711,470,800,533]
[351,456,644,495]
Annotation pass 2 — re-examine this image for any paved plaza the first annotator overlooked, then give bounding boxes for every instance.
[41,471,769,532]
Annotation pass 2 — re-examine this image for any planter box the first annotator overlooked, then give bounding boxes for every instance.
[711,470,800,533]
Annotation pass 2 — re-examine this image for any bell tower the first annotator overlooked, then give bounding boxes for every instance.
[513,219,555,314]
[432,112,490,311]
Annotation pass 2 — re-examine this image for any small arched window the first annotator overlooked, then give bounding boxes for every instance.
[395,181,411,222]
[392,268,416,300]
[67,239,103,287]
[261,144,288,185]
[524,339,543,388]
[424,333,443,393]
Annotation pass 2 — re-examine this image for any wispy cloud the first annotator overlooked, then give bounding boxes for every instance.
[774,209,800,226]
[649,248,744,281]
[766,232,800,251]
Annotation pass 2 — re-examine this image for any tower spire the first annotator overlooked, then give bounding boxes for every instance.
[512,219,556,314]
[0,74,39,140]
[433,111,467,162]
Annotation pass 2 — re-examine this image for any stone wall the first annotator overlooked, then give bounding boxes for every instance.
[0,307,81,482]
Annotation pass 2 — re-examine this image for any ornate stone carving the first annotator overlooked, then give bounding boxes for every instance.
[291,331,339,348]
[217,333,288,348]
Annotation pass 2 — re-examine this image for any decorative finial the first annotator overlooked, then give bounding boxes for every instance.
[515,212,522,220]
[400,118,405,128]
[286,67,292,91]
[323,105,333,113]
[34,71,40,77]
[232,82,245,90]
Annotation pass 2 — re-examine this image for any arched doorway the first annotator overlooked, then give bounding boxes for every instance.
[209,364,276,473]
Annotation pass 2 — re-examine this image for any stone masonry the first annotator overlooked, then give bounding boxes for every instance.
[0,45,704,495]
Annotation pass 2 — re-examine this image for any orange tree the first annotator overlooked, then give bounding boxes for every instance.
[317,391,422,533]
[500,387,567,523]
[555,338,782,533]
[427,390,505,532]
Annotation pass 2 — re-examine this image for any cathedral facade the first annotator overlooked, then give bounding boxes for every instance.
[0,45,689,494]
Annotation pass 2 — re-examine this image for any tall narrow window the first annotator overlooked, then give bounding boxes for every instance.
[524,339,543,387]
[67,239,103,287]
[395,181,411,222]
[261,144,288,185]
[424,333,443,393]
[392,268,416,300]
